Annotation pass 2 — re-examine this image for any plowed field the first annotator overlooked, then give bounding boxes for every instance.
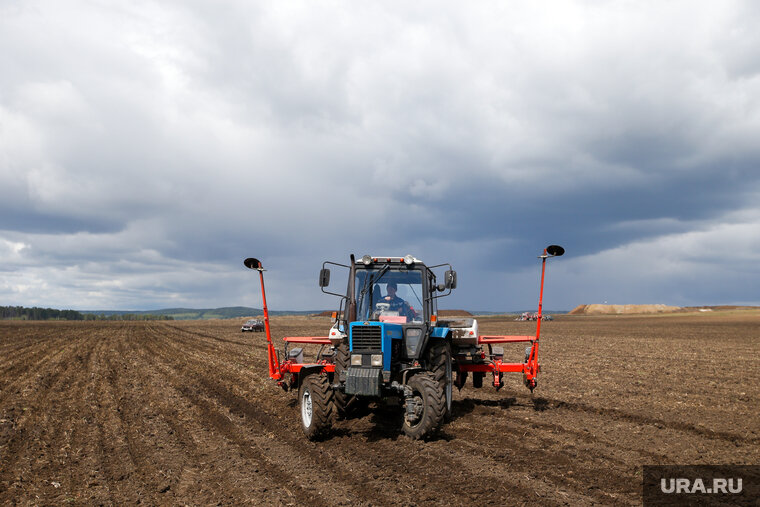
[1,313,758,505]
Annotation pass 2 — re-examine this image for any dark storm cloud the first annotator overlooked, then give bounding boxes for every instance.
[1,1,759,310]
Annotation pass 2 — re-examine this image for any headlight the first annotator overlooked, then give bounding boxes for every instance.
[370,354,383,367]
[351,354,362,366]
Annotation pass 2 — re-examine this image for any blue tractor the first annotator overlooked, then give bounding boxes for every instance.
[319,254,458,440]
[244,246,563,440]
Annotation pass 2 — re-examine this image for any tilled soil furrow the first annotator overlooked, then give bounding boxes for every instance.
[162,322,254,347]
[89,329,147,503]
[148,322,269,365]
[446,400,638,504]
[424,438,610,506]
[451,394,674,462]
[1,314,758,506]
[0,340,56,377]
[144,325,458,506]
[143,322,654,504]
[490,400,672,463]
[147,325,272,393]
[142,327,402,505]
[522,394,758,445]
[39,333,100,504]
[146,323,587,505]
[0,336,72,405]
[142,323,261,375]
[0,332,94,502]
[0,335,49,368]
[73,333,121,504]
[103,348,173,496]
[138,335,332,506]
[109,328,270,504]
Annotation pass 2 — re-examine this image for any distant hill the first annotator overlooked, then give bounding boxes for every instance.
[78,307,570,320]
[438,310,473,316]
[81,306,255,320]
[80,306,322,320]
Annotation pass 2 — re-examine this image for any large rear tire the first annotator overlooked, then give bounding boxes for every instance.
[425,340,452,419]
[401,373,445,440]
[299,373,334,440]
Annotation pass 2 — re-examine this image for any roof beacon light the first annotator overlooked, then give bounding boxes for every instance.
[361,255,372,265]
[404,254,415,265]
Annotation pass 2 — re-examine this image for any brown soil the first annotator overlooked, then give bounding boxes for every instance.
[1,314,758,505]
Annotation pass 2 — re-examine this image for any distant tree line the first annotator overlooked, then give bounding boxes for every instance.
[0,306,173,321]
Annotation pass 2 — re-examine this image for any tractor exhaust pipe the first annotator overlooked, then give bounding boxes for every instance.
[244,258,282,380]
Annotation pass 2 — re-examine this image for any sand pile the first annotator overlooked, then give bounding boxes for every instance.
[569,304,681,315]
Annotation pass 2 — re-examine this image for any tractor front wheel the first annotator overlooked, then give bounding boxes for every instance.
[425,340,452,419]
[401,373,445,440]
[299,373,334,440]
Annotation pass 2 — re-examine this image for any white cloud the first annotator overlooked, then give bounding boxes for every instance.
[1,1,759,310]
[546,209,760,307]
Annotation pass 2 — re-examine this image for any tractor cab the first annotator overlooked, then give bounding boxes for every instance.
[320,254,456,327]
[355,266,425,324]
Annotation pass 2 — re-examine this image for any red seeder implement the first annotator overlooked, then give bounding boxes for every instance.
[453,244,564,392]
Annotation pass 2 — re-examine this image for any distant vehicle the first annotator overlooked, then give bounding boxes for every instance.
[241,318,265,332]
[515,312,553,321]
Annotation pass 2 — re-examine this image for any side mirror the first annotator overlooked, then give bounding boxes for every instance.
[319,268,331,287]
[444,270,457,289]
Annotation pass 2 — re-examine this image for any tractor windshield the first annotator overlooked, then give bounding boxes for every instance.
[355,268,423,323]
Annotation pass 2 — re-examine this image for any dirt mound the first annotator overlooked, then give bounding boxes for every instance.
[569,304,681,315]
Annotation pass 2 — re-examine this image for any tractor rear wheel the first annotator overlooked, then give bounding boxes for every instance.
[299,373,334,440]
[425,340,452,419]
[401,373,445,440]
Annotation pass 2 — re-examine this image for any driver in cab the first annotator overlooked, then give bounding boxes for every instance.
[382,282,417,319]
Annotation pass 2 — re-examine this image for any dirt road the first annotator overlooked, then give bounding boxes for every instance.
[1,313,758,505]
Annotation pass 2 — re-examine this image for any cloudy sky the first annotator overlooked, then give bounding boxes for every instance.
[1,1,759,312]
